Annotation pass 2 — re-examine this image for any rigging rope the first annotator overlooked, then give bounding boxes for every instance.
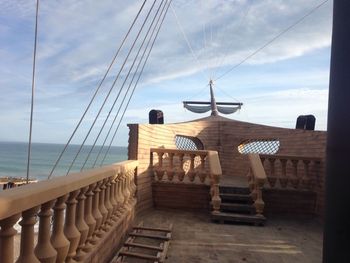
[215,0,330,81]
[100,0,172,166]
[81,0,167,170]
[65,0,159,176]
[26,0,39,184]
[92,0,170,168]
[171,4,211,81]
[47,0,149,179]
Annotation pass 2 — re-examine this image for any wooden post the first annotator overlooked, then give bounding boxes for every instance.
[324,1,350,262]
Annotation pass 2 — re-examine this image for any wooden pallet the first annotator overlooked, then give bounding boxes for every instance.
[113,223,173,263]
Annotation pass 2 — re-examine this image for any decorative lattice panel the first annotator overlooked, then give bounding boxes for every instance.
[174,135,204,151]
[238,139,280,155]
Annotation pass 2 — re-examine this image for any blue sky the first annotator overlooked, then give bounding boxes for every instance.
[0,0,332,146]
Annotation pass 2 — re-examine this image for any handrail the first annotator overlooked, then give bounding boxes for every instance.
[150,148,221,213]
[247,154,266,217]
[0,160,138,263]
[260,154,322,162]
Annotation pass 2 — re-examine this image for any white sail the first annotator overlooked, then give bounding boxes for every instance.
[217,105,241,115]
[183,103,212,113]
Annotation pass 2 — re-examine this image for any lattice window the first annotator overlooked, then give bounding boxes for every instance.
[174,135,204,150]
[238,139,280,154]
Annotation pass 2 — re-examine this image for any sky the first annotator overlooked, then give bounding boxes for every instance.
[0,0,333,146]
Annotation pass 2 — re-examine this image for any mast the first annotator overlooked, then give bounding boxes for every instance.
[209,80,218,116]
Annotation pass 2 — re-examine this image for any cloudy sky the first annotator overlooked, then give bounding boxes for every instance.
[0,0,332,146]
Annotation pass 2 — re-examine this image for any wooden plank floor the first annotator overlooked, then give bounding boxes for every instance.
[135,209,323,263]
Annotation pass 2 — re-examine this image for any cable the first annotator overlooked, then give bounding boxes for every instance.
[26,0,39,184]
[215,0,330,81]
[65,0,158,175]
[81,0,167,170]
[92,0,169,168]
[101,0,172,166]
[171,4,210,81]
[47,0,148,179]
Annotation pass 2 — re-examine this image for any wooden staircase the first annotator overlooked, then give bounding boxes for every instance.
[210,185,266,226]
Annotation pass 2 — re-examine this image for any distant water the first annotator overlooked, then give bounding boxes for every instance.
[0,141,128,181]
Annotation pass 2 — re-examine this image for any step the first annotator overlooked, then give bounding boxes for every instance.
[220,193,252,203]
[119,250,160,261]
[219,186,250,195]
[220,202,255,214]
[211,211,266,226]
[129,232,170,241]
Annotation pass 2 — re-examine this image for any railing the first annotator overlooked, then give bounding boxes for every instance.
[246,154,267,217]
[259,154,321,190]
[150,148,222,213]
[0,160,138,263]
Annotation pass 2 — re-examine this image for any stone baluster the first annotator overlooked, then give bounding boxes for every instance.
[0,213,21,263]
[268,158,277,187]
[83,184,96,253]
[155,152,165,181]
[247,168,255,195]
[74,187,89,261]
[198,154,207,183]
[122,173,131,208]
[98,179,108,235]
[302,160,311,188]
[176,153,185,182]
[51,195,69,263]
[279,159,288,188]
[64,190,81,263]
[130,168,137,201]
[188,154,196,182]
[104,177,114,228]
[116,174,125,215]
[166,153,175,181]
[16,206,40,263]
[35,200,57,263]
[109,176,119,222]
[291,159,300,189]
[210,174,221,214]
[254,179,266,217]
[91,182,103,244]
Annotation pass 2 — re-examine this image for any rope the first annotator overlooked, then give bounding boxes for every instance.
[47,0,149,179]
[100,0,172,166]
[81,0,167,170]
[171,4,210,81]
[215,0,330,81]
[26,0,39,184]
[65,0,158,176]
[92,0,169,168]
[211,0,252,79]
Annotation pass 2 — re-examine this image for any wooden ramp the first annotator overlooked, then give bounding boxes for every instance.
[112,224,172,263]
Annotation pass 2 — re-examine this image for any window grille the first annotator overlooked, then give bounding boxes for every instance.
[174,135,204,150]
[238,139,280,155]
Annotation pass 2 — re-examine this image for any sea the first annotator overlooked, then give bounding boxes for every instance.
[0,141,128,181]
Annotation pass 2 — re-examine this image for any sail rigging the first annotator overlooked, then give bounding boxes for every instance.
[183,80,242,116]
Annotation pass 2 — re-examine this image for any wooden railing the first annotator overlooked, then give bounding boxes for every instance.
[150,148,222,213]
[259,154,321,190]
[246,154,267,217]
[0,160,138,263]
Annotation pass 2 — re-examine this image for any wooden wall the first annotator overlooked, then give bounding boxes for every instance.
[128,115,327,217]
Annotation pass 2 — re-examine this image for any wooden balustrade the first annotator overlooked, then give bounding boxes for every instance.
[247,154,267,217]
[150,148,221,214]
[0,160,138,263]
[259,154,321,190]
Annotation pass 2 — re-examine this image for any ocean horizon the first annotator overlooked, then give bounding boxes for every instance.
[0,141,128,181]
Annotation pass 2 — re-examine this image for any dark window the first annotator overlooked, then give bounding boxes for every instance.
[238,139,280,154]
[175,135,204,150]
